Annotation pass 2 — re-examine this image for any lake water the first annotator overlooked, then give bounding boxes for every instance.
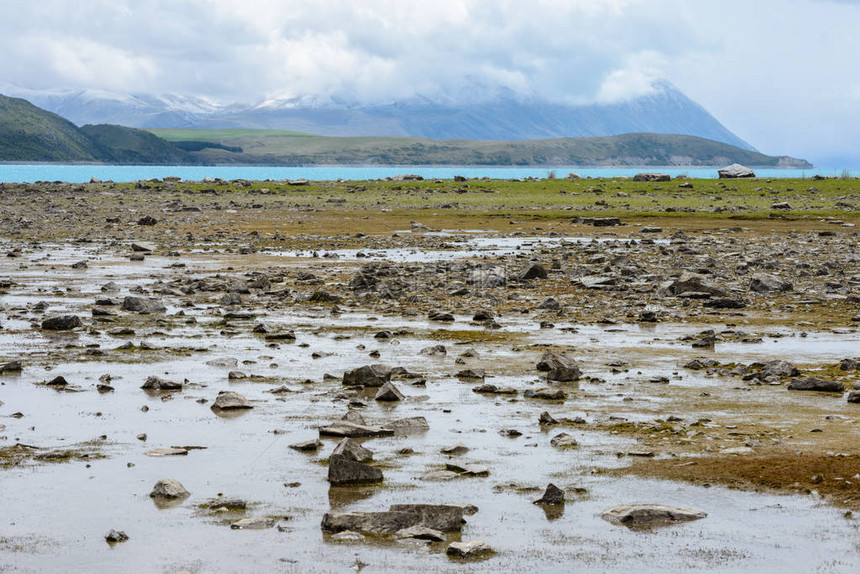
[0,164,853,183]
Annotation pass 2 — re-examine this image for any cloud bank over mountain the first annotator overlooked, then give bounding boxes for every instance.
[0,0,858,165]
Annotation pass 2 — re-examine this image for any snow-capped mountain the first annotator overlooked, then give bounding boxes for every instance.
[0,80,754,151]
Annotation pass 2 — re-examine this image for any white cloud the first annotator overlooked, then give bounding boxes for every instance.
[0,0,858,164]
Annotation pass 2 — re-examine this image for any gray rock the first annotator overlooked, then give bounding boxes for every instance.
[332,438,373,463]
[343,364,392,387]
[524,388,566,400]
[419,344,447,356]
[395,525,446,541]
[759,360,800,378]
[104,530,129,543]
[121,296,166,314]
[141,376,182,391]
[422,470,461,481]
[847,391,860,403]
[550,432,579,449]
[601,504,707,526]
[537,297,561,310]
[536,351,581,382]
[441,444,470,456]
[321,504,465,534]
[456,368,485,380]
[374,381,405,401]
[319,421,394,438]
[0,361,23,373]
[131,242,155,252]
[230,517,275,530]
[518,263,548,281]
[633,173,671,182]
[533,483,565,505]
[382,416,430,432]
[289,438,321,452]
[749,273,792,293]
[663,272,727,297]
[446,540,493,558]
[149,479,190,499]
[718,164,755,178]
[839,358,860,371]
[328,453,383,486]
[787,377,844,393]
[41,315,83,330]
[467,266,506,288]
[211,391,252,410]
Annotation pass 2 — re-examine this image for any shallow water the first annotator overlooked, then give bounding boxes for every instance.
[1,242,859,573]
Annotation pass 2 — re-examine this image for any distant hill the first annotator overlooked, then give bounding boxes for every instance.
[152,129,811,168]
[0,94,194,164]
[0,94,103,161]
[2,80,755,151]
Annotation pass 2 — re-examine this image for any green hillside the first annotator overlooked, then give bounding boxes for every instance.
[80,124,194,164]
[0,94,102,161]
[152,129,811,167]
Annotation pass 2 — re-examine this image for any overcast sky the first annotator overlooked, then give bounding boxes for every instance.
[1,0,858,166]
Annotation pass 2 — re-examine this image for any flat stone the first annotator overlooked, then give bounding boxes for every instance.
[289,438,321,452]
[141,376,182,391]
[321,504,464,534]
[395,526,446,541]
[787,377,844,392]
[601,504,707,526]
[145,448,188,457]
[230,517,275,530]
[382,416,429,433]
[524,388,566,400]
[121,296,166,314]
[41,315,83,330]
[446,540,493,558]
[319,421,394,438]
[422,470,461,481]
[441,444,470,456]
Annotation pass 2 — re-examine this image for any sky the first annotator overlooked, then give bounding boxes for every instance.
[1,0,859,166]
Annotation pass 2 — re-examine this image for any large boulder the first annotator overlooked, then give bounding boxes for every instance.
[718,164,755,178]
[517,263,548,281]
[141,376,182,391]
[536,351,581,382]
[321,504,465,534]
[633,173,671,182]
[787,377,844,393]
[149,479,190,499]
[41,315,83,331]
[121,296,166,314]
[328,454,383,486]
[662,272,727,297]
[343,364,392,387]
[211,391,252,410]
[749,273,792,293]
[759,360,800,379]
[331,438,373,463]
[601,504,707,526]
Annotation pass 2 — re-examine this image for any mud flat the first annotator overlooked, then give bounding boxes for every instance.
[0,177,859,572]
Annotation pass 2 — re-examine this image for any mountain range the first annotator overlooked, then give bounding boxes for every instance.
[0,80,754,151]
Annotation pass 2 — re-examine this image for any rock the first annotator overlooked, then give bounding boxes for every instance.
[847,391,860,403]
[145,448,188,457]
[422,470,461,481]
[410,221,431,231]
[330,530,364,541]
[374,381,405,401]
[393,174,423,181]
[343,364,392,387]
[382,416,429,432]
[704,297,746,309]
[550,432,579,449]
[0,361,23,373]
[137,215,158,226]
[759,360,800,378]
[467,267,506,288]
[319,421,394,438]
[533,483,564,505]
[537,297,561,310]
[419,344,447,356]
[601,504,707,526]
[633,173,671,182]
[518,263,548,281]
[149,479,190,499]
[446,540,493,558]
[524,388,566,400]
[41,315,82,330]
[663,272,726,297]
[121,296,166,314]
[538,411,558,425]
[141,376,182,391]
[328,453,383,486]
[131,242,155,252]
[579,275,616,289]
[718,164,755,178]
[536,351,581,382]
[839,358,860,371]
[332,438,373,463]
[395,526,446,541]
[771,202,793,210]
[441,444,469,456]
[104,530,129,543]
[787,377,844,392]
[456,368,485,380]
[749,273,792,293]
[289,438,320,452]
[211,391,253,410]
[640,226,663,233]
[428,310,455,322]
[341,411,367,425]
[230,517,275,530]
[473,384,517,395]
[321,504,465,534]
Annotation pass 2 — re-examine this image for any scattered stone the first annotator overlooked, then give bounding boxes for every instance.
[446,540,493,559]
[0,361,23,373]
[321,504,465,534]
[718,164,755,178]
[847,391,860,403]
[536,351,581,382]
[121,296,166,314]
[141,376,182,391]
[145,448,188,457]
[749,273,792,293]
[395,526,446,541]
[137,215,158,226]
[787,377,844,393]
[41,315,82,330]
[230,517,275,530]
[149,479,190,499]
[289,438,321,452]
[328,453,383,486]
[759,360,800,378]
[601,504,707,526]
[518,263,548,281]
[104,530,129,543]
[343,364,392,387]
[419,344,447,356]
[550,433,579,449]
[382,417,430,432]
[533,483,564,505]
[633,173,670,182]
[211,391,253,410]
[374,381,405,401]
[456,368,485,380]
[319,421,394,438]
[332,438,374,463]
[538,411,558,425]
[524,388,566,400]
[441,444,470,456]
